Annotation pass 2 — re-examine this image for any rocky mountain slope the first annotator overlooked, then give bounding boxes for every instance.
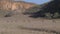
[0,0,37,17]
[0,0,36,11]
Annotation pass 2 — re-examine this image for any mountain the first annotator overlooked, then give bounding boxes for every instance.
[0,0,37,11]
[23,2,48,15]
[24,0,60,19]
[0,0,37,17]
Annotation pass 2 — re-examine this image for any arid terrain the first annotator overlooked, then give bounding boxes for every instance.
[0,0,60,34]
[0,13,60,34]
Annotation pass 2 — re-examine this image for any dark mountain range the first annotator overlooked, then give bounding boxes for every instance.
[24,0,60,19]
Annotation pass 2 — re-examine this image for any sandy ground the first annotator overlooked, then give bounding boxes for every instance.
[0,13,60,34]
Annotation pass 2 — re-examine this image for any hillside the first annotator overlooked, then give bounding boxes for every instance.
[24,0,60,19]
[0,0,37,11]
[0,0,37,17]
[23,3,48,15]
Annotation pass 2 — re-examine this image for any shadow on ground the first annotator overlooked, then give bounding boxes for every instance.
[18,26,60,34]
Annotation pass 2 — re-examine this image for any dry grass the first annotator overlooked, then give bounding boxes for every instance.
[0,12,60,34]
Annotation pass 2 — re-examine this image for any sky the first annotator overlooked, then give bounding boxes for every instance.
[15,0,51,4]
[23,0,51,4]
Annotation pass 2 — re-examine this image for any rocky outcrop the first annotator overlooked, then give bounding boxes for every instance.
[0,0,37,17]
[0,0,36,11]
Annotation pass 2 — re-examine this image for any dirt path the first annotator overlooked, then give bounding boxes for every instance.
[0,14,60,34]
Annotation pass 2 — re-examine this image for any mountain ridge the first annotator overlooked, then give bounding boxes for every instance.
[0,0,37,11]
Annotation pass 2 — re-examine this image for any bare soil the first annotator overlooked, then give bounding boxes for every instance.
[0,13,60,34]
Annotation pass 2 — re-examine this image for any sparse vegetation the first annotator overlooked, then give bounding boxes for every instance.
[0,0,60,34]
[24,0,60,19]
